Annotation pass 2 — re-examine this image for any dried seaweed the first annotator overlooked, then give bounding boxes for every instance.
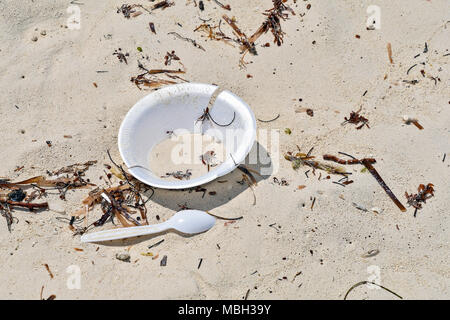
[222,14,256,67]
[254,0,295,47]
[194,23,234,45]
[43,264,54,279]
[324,153,406,212]
[164,50,180,66]
[236,165,259,205]
[117,4,137,19]
[113,49,129,64]
[48,161,97,177]
[168,32,206,51]
[162,170,192,180]
[285,148,348,175]
[196,107,236,127]
[405,183,434,216]
[152,0,174,11]
[344,281,402,300]
[214,0,231,11]
[342,107,370,129]
[131,61,186,90]
[220,0,294,66]
[69,151,152,235]
[131,74,177,89]
[1,165,96,201]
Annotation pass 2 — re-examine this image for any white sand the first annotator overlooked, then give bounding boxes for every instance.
[0,0,449,299]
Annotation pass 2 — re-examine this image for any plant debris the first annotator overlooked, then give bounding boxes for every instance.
[162,170,192,180]
[117,4,141,19]
[273,177,289,186]
[40,286,56,300]
[0,161,98,231]
[152,0,174,11]
[405,183,435,217]
[387,42,394,64]
[168,32,206,51]
[342,107,370,129]
[236,165,259,205]
[344,281,402,300]
[214,0,231,11]
[67,151,152,235]
[194,22,234,45]
[164,50,180,66]
[323,153,406,212]
[403,115,423,130]
[131,60,187,90]
[219,1,294,66]
[43,263,54,279]
[285,147,348,175]
[196,107,236,127]
[113,48,129,64]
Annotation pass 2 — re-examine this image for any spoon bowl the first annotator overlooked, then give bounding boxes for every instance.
[80,210,216,243]
[169,210,216,234]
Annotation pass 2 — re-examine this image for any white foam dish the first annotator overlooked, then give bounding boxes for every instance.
[118,83,256,189]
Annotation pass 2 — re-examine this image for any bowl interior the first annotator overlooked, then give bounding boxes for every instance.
[118,83,256,189]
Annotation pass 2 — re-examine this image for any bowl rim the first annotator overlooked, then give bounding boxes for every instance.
[118,83,257,189]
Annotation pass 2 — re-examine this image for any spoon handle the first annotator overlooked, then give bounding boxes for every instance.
[80,223,170,243]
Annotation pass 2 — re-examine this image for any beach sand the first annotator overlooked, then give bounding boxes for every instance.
[0,0,449,299]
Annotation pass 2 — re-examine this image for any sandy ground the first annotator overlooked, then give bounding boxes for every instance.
[0,0,449,299]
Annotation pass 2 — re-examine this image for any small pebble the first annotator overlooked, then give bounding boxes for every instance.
[31,36,38,42]
[40,30,46,36]
[116,252,130,262]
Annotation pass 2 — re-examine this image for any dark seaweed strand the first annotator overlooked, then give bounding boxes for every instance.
[407,64,417,75]
[257,113,280,123]
[344,281,403,300]
[208,111,236,127]
[361,159,406,212]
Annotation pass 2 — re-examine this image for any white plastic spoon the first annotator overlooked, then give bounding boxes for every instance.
[80,210,216,243]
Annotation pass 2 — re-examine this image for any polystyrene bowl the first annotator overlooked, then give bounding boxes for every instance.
[118,83,256,189]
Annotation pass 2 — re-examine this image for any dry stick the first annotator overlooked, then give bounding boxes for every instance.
[324,154,406,212]
[344,281,402,300]
[3,200,48,210]
[43,264,54,279]
[387,42,394,64]
[360,159,406,212]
